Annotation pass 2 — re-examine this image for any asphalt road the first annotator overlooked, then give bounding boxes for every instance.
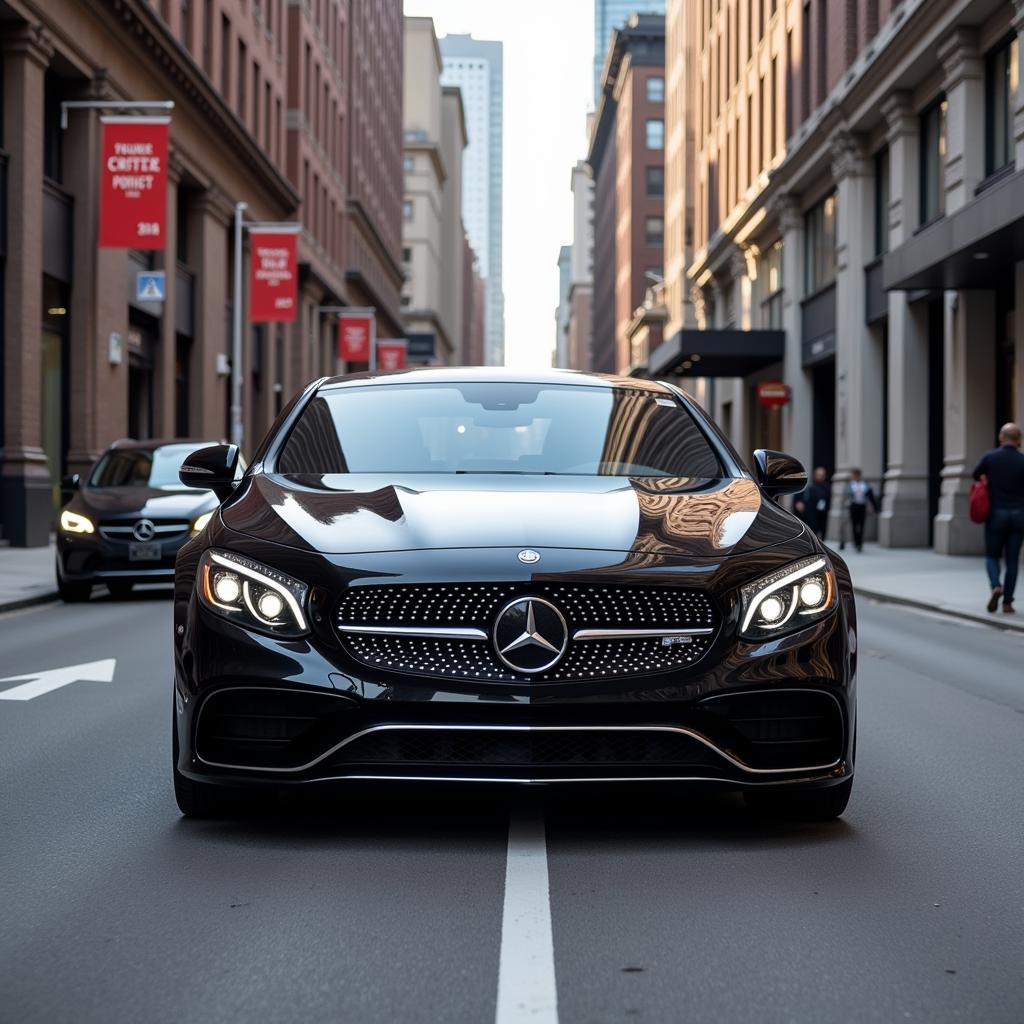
[1,587,1022,1023]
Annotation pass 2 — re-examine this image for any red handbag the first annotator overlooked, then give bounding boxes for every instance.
[969,475,991,524]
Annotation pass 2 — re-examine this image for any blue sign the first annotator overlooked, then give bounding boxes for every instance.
[136,270,166,303]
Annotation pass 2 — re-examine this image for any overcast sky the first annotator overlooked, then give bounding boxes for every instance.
[401,0,594,368]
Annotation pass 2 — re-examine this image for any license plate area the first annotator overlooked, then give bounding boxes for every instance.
[128,541,162,561]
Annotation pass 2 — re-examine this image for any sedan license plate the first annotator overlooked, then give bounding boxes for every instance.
[128,541,161,562]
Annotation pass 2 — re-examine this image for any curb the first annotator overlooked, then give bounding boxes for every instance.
[0,590,59,615]
[855,585,1024,634]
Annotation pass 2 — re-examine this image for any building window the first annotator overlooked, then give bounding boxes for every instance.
[403,199,413,220]
[220,15,231,98]
[403,155,414,173]
[759,239,784,328]
[986,36,1018,177]
[646,76,664,103]
[237,40,247,119]
[645,119,664,150]
[804,192,837,294]
[874,146,890,257]
[645,216,664,246]
[645,165,664,197]
[402,247,411,263]
[919,97,946,226]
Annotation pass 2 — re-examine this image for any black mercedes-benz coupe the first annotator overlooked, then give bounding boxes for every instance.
[172,369,856,819]
[57,439,223,601]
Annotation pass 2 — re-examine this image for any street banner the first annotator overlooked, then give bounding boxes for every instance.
[99,116,170,249]
[249,228,299,322]
[377,340,408,372]
[338,315,373,361]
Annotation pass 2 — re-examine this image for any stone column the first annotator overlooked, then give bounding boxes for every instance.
[827,130,885,543]
[1,25,53,545]
[879,92,930,547]
[153,152,182,438]
[938,28,984,214]
[725,248,751,455]
[934,291,994,554]
[773,193,813,474]
[194,189,233,440]
[63,71,127,476]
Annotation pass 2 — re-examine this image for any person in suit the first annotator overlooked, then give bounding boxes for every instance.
[844,468,879,553]
[794,466,831,540]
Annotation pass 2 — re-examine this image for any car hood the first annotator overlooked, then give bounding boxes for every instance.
[221,473,804,558]
[78,486,217,519]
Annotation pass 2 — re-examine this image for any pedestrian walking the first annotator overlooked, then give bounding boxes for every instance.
[794,466,831,541]
[972,422,1024,614]
[843,468,879,553]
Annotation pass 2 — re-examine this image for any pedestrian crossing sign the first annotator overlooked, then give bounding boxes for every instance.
[136,271,166,303]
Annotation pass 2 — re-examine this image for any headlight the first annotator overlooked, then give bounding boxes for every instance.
[739,555,837,640]
[191,511,214,536]
[60,509,95,534]
[198,549,309,637]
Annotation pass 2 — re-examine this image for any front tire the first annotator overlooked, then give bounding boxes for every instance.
[172,708,235,819]
[744,776,853,821]
[57,573,91,603]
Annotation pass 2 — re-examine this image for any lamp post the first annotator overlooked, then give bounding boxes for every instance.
[230,201,248,450]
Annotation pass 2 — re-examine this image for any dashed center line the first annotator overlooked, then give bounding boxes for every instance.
[495,808,559,1024]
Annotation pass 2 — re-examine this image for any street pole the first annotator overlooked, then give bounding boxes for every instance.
[231,201,248,450]
[369,312,377,372]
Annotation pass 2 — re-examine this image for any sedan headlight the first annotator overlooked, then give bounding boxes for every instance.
[191,511,214,536]
[60,509,95,534]
[198,549,309,637]
[739,555,837,640]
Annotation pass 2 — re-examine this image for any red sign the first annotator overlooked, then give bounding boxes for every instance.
[756,380,791,407]
[249,229,298,322]
[99,116,169,249]
[338,315,373,361]
[377,340,407,372]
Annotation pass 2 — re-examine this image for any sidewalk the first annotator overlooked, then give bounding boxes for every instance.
[0,541,58,612]
[845,542,1024,633]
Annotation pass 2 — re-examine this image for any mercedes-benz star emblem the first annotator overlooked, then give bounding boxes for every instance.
[133,519,156,542]
[517,549,540,564]
[492,597,568,674]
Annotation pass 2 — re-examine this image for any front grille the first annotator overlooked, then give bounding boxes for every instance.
[336,583,718,682]
[335,728,719,769]
[99,519,191,541]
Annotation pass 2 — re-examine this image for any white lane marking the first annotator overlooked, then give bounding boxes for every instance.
[0,658,117,701]
[495,809,559,1024]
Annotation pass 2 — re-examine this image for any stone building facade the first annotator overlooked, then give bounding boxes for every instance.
[655,0,1024,555]
[0,0,404,545]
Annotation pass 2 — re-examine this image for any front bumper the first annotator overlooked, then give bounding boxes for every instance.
[173,588,856,790]
[58,531,190,584]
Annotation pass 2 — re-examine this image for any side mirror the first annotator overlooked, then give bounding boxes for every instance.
[180,444,241,501]
[752,449,807,499]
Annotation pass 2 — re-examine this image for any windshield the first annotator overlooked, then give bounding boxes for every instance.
[88,444,211,489]
[276,383,724,478]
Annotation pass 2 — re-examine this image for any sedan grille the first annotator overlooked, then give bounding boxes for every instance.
[336,583,718,682]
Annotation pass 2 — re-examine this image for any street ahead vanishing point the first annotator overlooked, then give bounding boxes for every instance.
[171,369,856,820]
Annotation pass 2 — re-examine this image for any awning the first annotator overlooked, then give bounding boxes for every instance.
[648,327,785,378]
[883,168,1024,291]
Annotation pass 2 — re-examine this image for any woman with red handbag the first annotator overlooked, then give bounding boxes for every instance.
[972,423,1024,614]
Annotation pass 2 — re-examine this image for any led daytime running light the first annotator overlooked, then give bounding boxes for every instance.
[207,550,308,632]
[740,557,828,633]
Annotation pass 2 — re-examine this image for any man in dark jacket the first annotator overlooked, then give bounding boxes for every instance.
[973,423,1024,614]
[794,466,831,540]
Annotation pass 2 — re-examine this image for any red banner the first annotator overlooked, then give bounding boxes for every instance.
[249,229,298,322]
[756,380,791,407]
[377,340,407,372]
[99,117,170,249]
[338,315,373,362]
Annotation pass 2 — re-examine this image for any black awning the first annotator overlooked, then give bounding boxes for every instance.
[883,168,1024,291]
[648,327,785,378]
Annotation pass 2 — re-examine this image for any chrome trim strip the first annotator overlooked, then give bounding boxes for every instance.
[298,770,849,786]
[572,627,715,641]
[196,719,842,776]
[336,624,489,640]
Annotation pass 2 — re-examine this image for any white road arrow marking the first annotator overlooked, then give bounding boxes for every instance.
[0,659,117,701]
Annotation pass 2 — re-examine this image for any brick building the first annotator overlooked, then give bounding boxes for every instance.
[587,14,666,374]
[654,0,1024,555]
[0,0,403,546]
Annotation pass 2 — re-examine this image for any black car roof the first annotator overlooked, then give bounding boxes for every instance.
[317,367,677,395]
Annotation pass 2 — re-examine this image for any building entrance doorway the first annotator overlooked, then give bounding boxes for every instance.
[128,319,157,440]
[41,277,69,515]
[811,359,835,476]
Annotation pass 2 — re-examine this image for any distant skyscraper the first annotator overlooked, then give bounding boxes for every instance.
[594,0,665,101]
[439,35,505,366]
